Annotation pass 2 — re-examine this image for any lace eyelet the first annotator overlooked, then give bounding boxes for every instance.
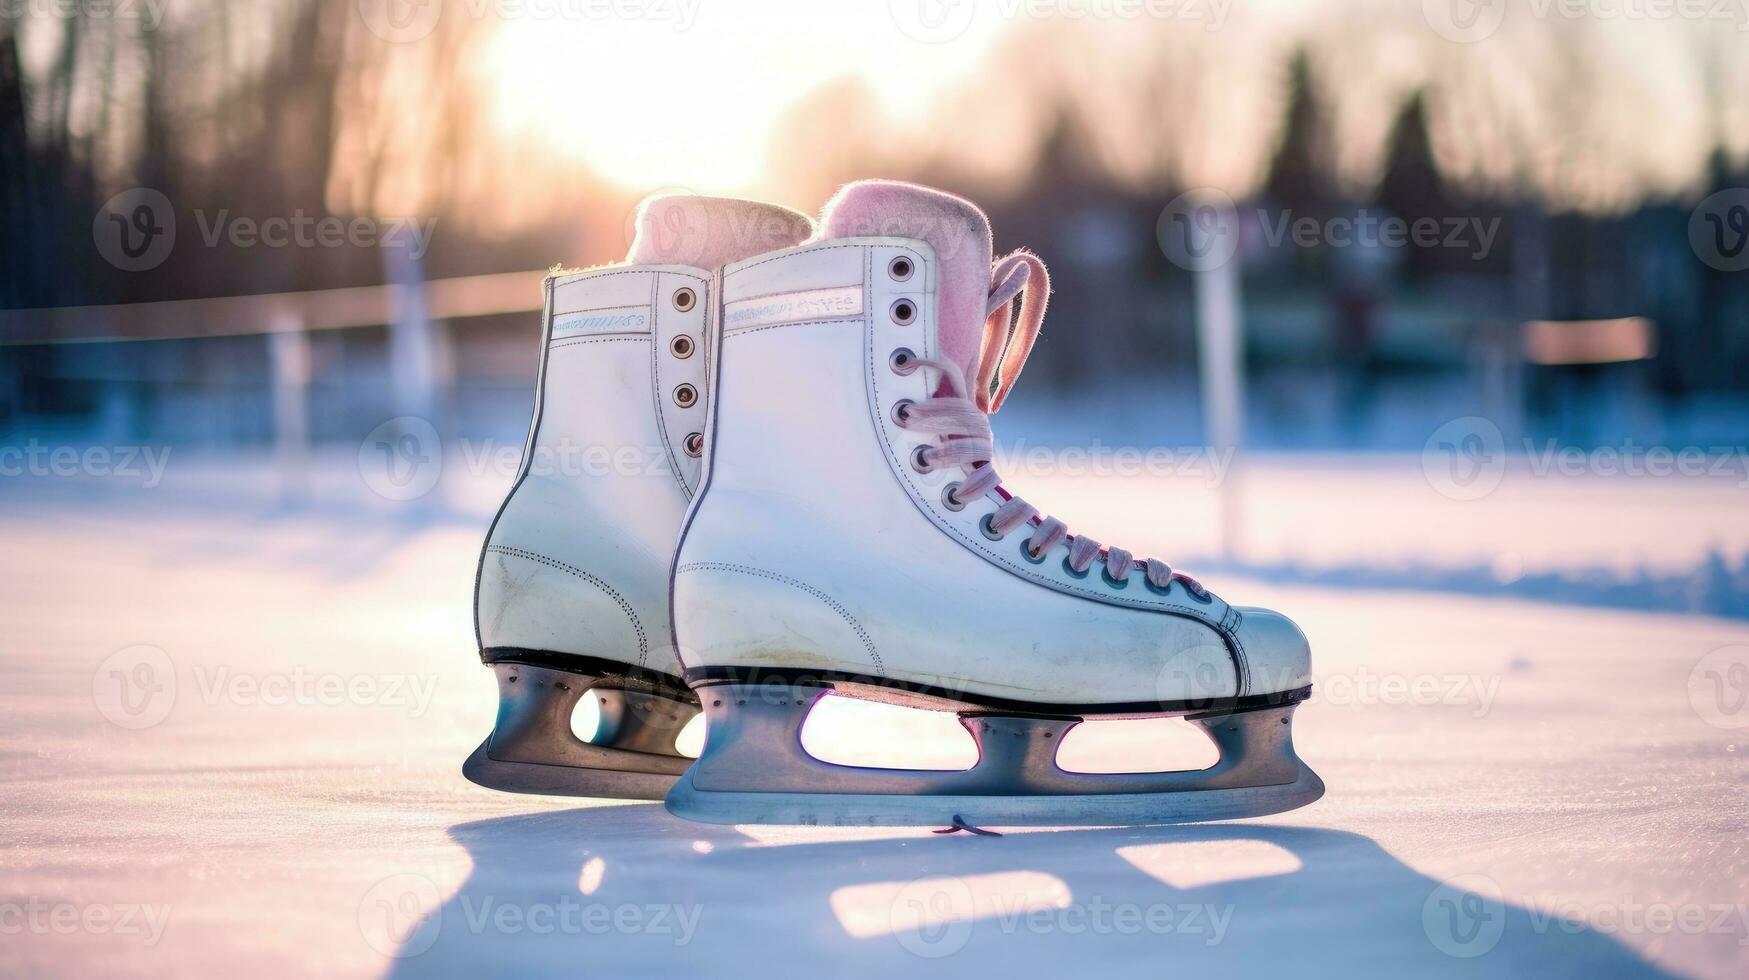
[1144,577,1173,596]
[941,482,966,511]
[672,287,696,312]
[1186,582,1214,604]
[670,335,694,359]
[683,432,704,458]
[890,299,917,326]
[1019,537,1047,564]
[891,399,915,427]
[979,513,1005,541]
[1061,556,1091,579]
[910,445,933,474]
[673,383,697,408]
[889,348,917,375]
[888,256,913,281]
[1101,566,1131,590]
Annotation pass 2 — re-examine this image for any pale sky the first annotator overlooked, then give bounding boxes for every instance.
[480,0,1747,210]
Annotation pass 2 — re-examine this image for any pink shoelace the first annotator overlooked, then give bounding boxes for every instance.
[898,251,1208,597]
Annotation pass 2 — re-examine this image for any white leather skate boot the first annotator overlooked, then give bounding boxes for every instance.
[466,195,813,799]
[666,181,1322,826]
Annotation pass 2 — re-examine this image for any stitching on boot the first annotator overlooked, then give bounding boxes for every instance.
[1221,606,1249,696]
[675,561,884,677]
[549,335,651,352]
[485,545,649,666]
[723,317,863,339]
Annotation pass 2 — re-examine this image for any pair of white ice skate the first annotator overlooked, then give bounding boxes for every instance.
[465,181,1323,828]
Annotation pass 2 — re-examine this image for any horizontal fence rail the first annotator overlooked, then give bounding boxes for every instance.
[0,270,547,346]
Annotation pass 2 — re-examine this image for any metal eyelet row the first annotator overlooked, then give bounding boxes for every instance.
[977,526,1173,595]
[668,284,702,461]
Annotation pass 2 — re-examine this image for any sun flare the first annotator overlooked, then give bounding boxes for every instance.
[481,0,1003,195]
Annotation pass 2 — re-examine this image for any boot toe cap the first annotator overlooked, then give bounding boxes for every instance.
[1233,607,1313,695]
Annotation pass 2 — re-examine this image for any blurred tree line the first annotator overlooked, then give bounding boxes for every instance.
[3,2,1746,406]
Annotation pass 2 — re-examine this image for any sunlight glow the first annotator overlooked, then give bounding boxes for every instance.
[482,0,1003,193]
[1117,840,1302,889]
[831,872,1070,940]
[578,856,606,895]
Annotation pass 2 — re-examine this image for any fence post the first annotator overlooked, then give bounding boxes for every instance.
[1195,203,1246,562]
[387,244,436,425]
[268,312,311,504]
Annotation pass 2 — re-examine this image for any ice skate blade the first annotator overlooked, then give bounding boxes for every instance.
[664,682,1323,827]
[463,661,699,801]
[665,761,1324,828]
[463,741,686,800]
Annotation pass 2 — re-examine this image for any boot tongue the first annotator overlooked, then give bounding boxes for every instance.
[817,181,992,383]
[627,195,813,269]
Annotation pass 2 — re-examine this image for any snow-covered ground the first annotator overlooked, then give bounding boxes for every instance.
[2,454,1746,978]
